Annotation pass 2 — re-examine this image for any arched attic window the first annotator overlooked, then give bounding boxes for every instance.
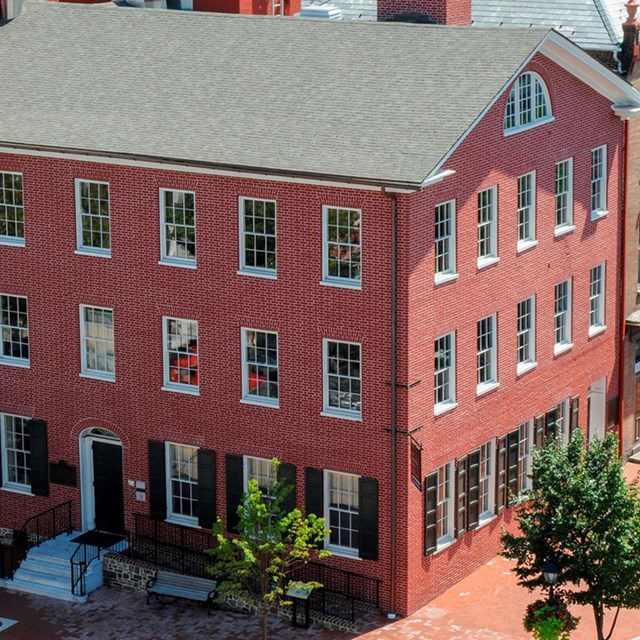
[504,72,553,134]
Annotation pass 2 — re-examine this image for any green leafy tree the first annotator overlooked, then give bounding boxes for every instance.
[502,430,640,640]
[207,459,329,640]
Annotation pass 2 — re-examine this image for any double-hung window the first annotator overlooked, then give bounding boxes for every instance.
[477,187,497,267]
[241,329,279,407]
[160,189,196,266]
[323,206,361,287]
[325,470,360,556]
[75,179,110,256]
[554,279,572,354]
[589,264,606,334]
[477,314,497,394]
[478,441,495,523]
[590,146,607,219]
[436,461,455,548]
[434,201,456,283]
[516,297,536,374]
[239,197,276,277]
[1,414,31,492]
[163,317,199,393]
[517,172,536,249]
[555,159,573,233]
[1,294,29,366]
[244,455,277,494]
[80,305,115,380]
[0,172,24,246]
[518,421,533,493]
[434,332,456,413]
[166,442,198,526]
[323,340,361,419]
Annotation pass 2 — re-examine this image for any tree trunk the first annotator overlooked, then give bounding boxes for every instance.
[593,604,605,640]
[262,608,268,640]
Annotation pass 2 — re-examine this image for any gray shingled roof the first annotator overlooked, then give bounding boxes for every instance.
[0,2,553,186]
[472,0,625,51]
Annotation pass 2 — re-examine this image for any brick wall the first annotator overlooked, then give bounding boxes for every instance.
[377,0,470,24]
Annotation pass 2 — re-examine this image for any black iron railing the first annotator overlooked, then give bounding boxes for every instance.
[2,500,73,580]
[71,532,129,596]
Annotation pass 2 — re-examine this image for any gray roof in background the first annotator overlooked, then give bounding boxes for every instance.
[472,0,626,51]
[301,0,376,21]
[0,2,552,186]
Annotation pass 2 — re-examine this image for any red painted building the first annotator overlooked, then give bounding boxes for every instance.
[1,1,639,616]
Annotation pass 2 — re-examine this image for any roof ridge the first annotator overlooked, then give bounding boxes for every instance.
[592,0,620,45]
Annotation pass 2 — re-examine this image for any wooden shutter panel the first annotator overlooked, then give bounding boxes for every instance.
[0,420,3,488]
[305,468,324,517]
[277,463,296,514]
[570,396,580,434]
[411,442,422,490]
[148,440,166,521]
[467,450,480,530]
[534,414,545,448]
[225,454,243,533]
[507,429,520,500]
[359,477,378,560]
[27,420,48,497]
[424,472,438,555]
[197,449,216,529]
[496,436,508,512]
[456,456,468,537]
[545,408,558,438]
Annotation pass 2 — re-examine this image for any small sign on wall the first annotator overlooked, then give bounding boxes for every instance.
[49,460,77,487]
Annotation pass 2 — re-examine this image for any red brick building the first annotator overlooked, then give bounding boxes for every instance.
[1,1,639,616]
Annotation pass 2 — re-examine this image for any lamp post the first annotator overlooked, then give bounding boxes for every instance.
[542,559,559,604]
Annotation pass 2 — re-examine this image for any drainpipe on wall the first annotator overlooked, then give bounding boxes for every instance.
[381,186,398,617]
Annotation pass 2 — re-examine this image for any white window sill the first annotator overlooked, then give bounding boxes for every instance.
[590,209,608,222]
[477,256,500,271]
[588,325,606,338]
[435,536,455,554]
[516,361,537,377]
[553,342,574,357]
[161,384,200,396]
[165,516,200,529]
[240,397,279,409]
[434,401,458,416]
[517,239,538,254]
[434,272,459,286]
[320,409,362,422]
[503,116,555,137]
[159,259,197,270]
[554,224,576,239]
[0,359,30,369]
[74,249,111,259]
[325,546,361,560]
[476,381,499,397]
[0,486,33,496]
[0,237,25,247]
[320,279,361,291]
[478,513,497,528]
[237,269,277,280]
[80,372,116,383]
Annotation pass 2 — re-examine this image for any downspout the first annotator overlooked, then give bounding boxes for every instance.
[381,186,398,616]
[618,118,630,458]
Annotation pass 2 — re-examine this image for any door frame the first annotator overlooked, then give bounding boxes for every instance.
[79,428,123,532]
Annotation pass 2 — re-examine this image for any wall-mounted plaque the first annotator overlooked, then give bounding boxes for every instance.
[49,460,77,487]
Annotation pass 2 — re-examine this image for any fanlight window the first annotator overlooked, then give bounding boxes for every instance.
[504,72,552,133]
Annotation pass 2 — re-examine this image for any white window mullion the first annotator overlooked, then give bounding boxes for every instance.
[436,461,455,548]
[80,305,115,380]
[590,146,608,219]
[0,172,25,246]
[555,158,573,233]
[166,442,198,525]
[0,294,29,367]
[322,206,361,288]
[163,317,199,394]
[325,469,360,556]
[434,200,457,283]
[434,332,456,413]
[517,172,536,248]
[323,339,361,419]
[241,328,279,407]
[516,296,536,374]
[160,189,196,267]
[239,197,277,277]
[554,279,572,354]
[75,179,111,257]
[477,314,497,394]
[589,263,606,334]
[477,187,497,267]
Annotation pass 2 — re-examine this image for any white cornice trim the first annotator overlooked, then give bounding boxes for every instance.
[612,105,640,119]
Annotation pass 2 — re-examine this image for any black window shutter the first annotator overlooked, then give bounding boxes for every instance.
[277,463,296,514]
[534,414,545,448]
[496,436,507,512]
[359,476,378,560]
[148,440,167,522]
[507,429,520,499]
[411,442,422,490]
[424,472,438,555]
[0,421,3,488]
[27,420,48,497]
[305,468,324,548]
[197,449,216,529]
[467,449,480,530]
[456,456,468,537]
[545,408,558,438]
[570,396,579,434]
[225,454,243,533]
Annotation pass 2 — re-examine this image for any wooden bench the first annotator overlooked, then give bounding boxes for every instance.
[146,569,217,615]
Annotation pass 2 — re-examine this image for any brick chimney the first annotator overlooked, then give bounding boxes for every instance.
[377,0,471,24]
[193,0,300,15]
[621,0,640,80]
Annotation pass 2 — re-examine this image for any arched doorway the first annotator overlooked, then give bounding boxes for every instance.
[79,428,125,533]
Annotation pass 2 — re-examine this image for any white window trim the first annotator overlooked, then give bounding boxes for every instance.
[516,296,536,376]
[590,145,608,221]
[518,420,533,495]
[322,339,362,420]
[0,413,32,493]
[516,171,536,250]
[434,332,456,414]
[0,171,25,247]
[165,442,199,528]
[478,440,495,525]
[553,278,573,355]
[503,72,554,136]
[241,328,279,408]
[321,205,362,290]
[159,188,197,268]
[162,316,200,396]
[243,455,277,493]
[79,304,115,381]
[555,158,574,233]
[238,196,277,278]
[588,263,606,336]
[324,469,361,558]
[477,186,498,268]
[74,178,111,257]
[435,460,455,551]
[434,200,457,282]
[476,313,498,395]
[0,293,30,368]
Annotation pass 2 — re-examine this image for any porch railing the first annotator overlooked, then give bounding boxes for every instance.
[71,532,129,596]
